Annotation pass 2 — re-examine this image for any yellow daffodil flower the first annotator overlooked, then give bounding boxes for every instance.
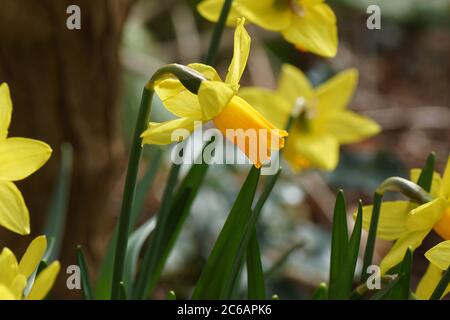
[415,241,450,300]
[0,83,52,235]
[141,19,288,167]
[239,64,380,171]
[198,0,338,57]
[0,235,60,300]
[362,156,450,274]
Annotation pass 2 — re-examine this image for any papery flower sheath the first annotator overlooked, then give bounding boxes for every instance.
[239,64,380,171]
[198,0,338,57]
[0,83,52,235]
[362,156,450,274]
[141,18,288,167]
[0,235,60,300]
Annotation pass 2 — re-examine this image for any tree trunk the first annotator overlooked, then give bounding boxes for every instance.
[0,0,134,297]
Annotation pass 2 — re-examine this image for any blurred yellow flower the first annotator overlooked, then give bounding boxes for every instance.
[197,0,338,57]
[141,19,288,167]
[362,156,450,274]
[239,64,380,171]
[0,235,60,300]
[0,83,52,235]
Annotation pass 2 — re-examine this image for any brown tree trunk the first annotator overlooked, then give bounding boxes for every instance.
[0,0,134,297]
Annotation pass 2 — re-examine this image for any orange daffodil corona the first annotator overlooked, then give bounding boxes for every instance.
[198,0,338,57]
[361,157,450,276]
[239,64,380,171]
[0,235,60,300]
[141,19,288,167]
[0,83,52,235]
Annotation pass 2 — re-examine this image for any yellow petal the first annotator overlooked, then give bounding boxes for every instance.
[141,118,197,145]
[188,63,222,81]
[0,181,30,235]
[281,3,337,57]
[0,284,15,300]
[197,0,242,26]
[0,83,12,140]
[360,201,414,241]
[19,235,47,278]
[233,0,292,31]
[26,261,60,300]
[410,168,442,198]
[10,274,27,299]
[213,95,288,168]
[225,18,251,88]
[277,64,314,105]
[425,240,450,271]
[416,263,443,300]
[380,229,430,274]
[0,137,52,181]
[0,247,19,287]
[198,81,235,120]
[441,156,450,199]
[406,197,449,231]
[315,69,358,113]
[284,130,339,171]
[238,87,291,129]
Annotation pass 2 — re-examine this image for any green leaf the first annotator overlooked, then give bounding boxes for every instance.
[167,290,176,300]
[384,248,412,299]
[247,229,266,300]
[119,282,127,300]
[43,143,73,262]
[344,200,363,292]
[312,282,328,300]
[77,246,94,300]
[417,152,435,192]
[328,190,350,300]
[134,159,209,299]
[430,267,450,300]
[192,166,262,299]
[370,275,403,300]
[95,149,162,299]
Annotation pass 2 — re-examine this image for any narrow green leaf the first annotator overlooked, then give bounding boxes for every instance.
[192,166,262,299]
[430,267,450,300]
[271,294,279,300]
[95,149,162,299]
[384,248,412,299]
[417,152,435,192]
[370,275,403,300]
[119,282,127,300]
[328,190,349,300]
[43,143,73,262]
[77,246,94,300]
[312,282,328,300]
[167,290,176,300]
[134,159,209,299]
[247,229,266,300]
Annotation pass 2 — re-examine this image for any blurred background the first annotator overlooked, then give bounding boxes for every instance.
[0,0,449,298]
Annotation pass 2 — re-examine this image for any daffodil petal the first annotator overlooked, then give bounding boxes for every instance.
[225,18,251,87]
[0,181,30,235]
[441,156,450,199]
[19,235,47,278]
[380,229,430,274]
[416,263,443,300]
[281,3,337,57]
[0,247,19,287]
[141,118,198,145]
[10,274,27,299]
[361,201,414,240]
[198,81,235,120]
[277,64,314,105]
[284,131,339,171]
[0,137,52,181]
[0,284,15,300]
[425,240,450,271]
[238,87,291,129]
[234,0,292,31]
[197,0,242,26]
[188,63,222,81]
[410,168,442,198]
[406,197,449,231]
[315,69,358,113]
[317,110,381,144]
[0,83,12,140]
[26,261,60,300]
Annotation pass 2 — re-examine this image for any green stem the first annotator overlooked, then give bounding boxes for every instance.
[111,86,153,299]
[205,0,234,65]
